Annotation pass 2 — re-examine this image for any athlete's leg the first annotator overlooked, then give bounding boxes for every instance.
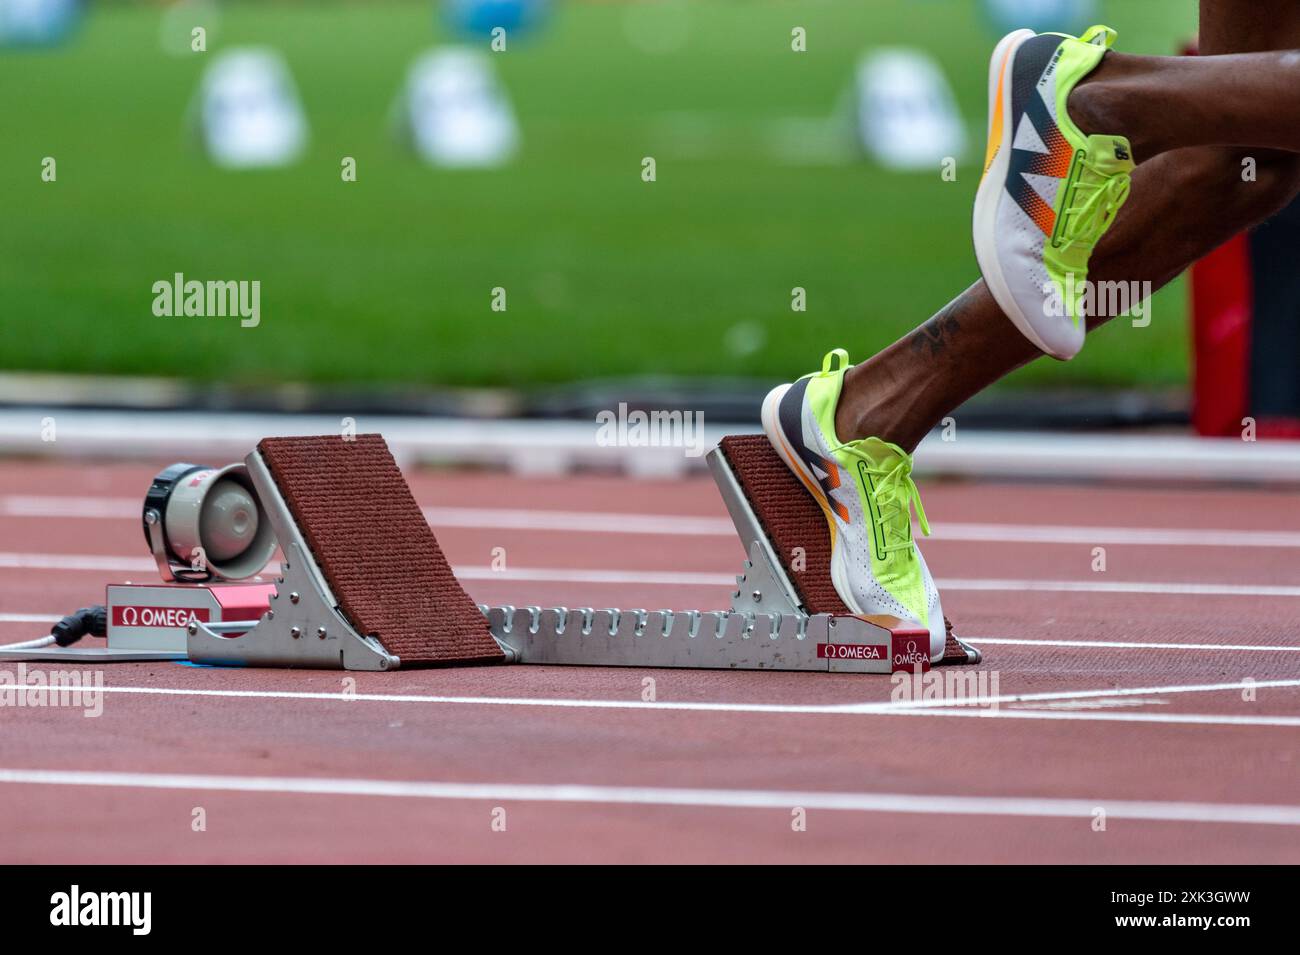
[834,2,1300,450]
[1070,43,1300,157]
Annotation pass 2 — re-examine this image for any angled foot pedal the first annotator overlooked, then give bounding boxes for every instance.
[188,435,507,670]
[714,434,980,666]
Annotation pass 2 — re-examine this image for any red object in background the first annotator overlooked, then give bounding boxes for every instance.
[1182,35,1249,438]
[1189,236,1251,437]
[1184,36,1300,438]
[1257,419,1300,438]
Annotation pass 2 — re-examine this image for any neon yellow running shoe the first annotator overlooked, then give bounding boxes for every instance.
[974,25,1134,360]
[760,349,945,662]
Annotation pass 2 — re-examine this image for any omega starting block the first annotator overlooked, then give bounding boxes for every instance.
[0,433,980,673]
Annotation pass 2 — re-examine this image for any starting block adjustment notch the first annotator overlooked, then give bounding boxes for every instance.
[481,604,904,674]
[484,604,814,670]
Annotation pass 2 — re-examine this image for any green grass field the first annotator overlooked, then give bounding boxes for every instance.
[0,0,1197,393]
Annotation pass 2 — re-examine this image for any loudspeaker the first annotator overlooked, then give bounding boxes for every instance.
[142,462,277,581]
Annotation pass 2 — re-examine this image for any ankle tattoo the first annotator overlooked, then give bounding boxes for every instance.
[907,300,965,357]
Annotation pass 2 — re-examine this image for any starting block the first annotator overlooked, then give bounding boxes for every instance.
[187,434,506,670]
[2,432,980,674]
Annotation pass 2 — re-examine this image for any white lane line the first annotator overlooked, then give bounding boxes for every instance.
[5,552,1300,598]
[940,579,1300,597]
[1007,698,1169,711]
[0,768,1296,826]
[0,552,282,576]
[0,554,728,585]
[0,497,737,537]
[1,678,1296,727]
[9,495,1300,550]
[470,573,1300,598]
[876,677,1300,712]
[883,709,1300,726]
[457,566,731,586]
[424,506,731,536]
[932,522,1300,549]
[970,637,1300,652]
[0,552,157,573]
[2,496,140,520]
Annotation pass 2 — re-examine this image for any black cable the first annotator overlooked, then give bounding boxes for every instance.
[0,604,107,651]
[50,605,107,647]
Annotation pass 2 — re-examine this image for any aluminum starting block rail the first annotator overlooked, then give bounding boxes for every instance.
[477,444,961,674]
[480,604,928,674]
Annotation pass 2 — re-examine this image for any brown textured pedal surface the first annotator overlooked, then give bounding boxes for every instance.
[718,434,970,664]
[257,434,504,666]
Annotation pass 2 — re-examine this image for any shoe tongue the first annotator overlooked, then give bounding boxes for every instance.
[1083,134,1135,173]
[852,435,909,468]
[1080,25,1119,49]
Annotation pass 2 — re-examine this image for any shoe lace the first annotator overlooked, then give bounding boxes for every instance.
[1059,160,1131,252]
[829,440,929,555]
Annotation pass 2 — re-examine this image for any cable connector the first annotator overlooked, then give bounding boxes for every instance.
[50,606,107,647]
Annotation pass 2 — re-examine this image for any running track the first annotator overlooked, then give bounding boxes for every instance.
[0,458,1297,863]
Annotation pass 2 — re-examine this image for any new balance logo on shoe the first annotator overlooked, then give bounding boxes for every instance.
[1039,47,1063,86]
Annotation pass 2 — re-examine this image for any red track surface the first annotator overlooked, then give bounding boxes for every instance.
[1,459,1298,863]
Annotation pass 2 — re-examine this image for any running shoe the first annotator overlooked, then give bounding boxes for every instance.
[974,25,1134,359]
[761,349,945,661]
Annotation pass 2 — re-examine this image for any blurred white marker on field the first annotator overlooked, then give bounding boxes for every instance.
[195,47,308,170]
[855,48,966,172]
[724,321,766,358]
[396,47,518,168]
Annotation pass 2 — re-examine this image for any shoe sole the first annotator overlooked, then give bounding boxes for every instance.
[759,382,865,616]
[972,29,1083,361]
